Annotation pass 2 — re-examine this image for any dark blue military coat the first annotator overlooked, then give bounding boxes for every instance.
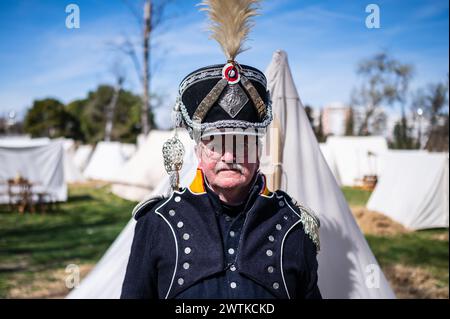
[121,169,321,299]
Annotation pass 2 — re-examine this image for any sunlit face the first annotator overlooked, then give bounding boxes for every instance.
[196,134,260,190]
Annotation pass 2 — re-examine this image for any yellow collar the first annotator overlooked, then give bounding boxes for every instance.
[189,168,271,196]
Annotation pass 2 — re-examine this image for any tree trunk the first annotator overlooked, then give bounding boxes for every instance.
[142,0,151,135]
[105,77,123,141]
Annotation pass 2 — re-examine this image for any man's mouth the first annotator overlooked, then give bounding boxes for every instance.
[216,166,243,174]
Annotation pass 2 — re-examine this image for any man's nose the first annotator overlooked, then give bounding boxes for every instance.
[221,149,236,163]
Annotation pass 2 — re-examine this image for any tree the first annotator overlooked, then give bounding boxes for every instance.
[23,98,81,139]
[304,105,315,129]
[315,110,326,143]
[67,85,154,144]
[115,0,173,135]
[422,81,448,128]
[390,117,416,149]
[351,52,413,136]
[344,107,354,136]
[104,74,124,142]
[412,79,449,151]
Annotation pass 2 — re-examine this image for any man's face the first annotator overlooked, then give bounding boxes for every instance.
[197,134,260,190]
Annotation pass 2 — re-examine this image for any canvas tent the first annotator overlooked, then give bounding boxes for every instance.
[367,150,449,230]
[322,136,388,186]
[0,136,50,148]
[0,136,85,184]
[83,142,137,182]
[111,130,195,202]
[0,139,68,203]
[261,50,394,298]
[318,143,340,181]
[73,145,93,171]
[62,139,85,183]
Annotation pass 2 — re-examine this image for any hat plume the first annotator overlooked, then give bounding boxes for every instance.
[198,0,260,61]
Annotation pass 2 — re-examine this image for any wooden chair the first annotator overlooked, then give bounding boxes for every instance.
[7,178,35,214]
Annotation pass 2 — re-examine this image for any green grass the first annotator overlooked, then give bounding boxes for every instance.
[366,229,449,288]
[341,186,373,206]
[341,186,448,292]
[0,184,136,298]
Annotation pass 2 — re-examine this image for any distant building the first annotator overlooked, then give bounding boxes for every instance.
[321,103,351,136]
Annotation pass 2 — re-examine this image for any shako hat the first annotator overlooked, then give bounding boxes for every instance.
[174,0,272,139]
[164,0,271,191]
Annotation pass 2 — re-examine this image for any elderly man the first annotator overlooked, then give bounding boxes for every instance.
[121,0,321,299]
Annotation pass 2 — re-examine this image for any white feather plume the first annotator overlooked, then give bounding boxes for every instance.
[198,0,260,61]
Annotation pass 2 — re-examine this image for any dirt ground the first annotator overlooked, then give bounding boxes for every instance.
[7,264,93,299]
[351,206,448,299]
[351,206,409,236]
[383,264,449,299]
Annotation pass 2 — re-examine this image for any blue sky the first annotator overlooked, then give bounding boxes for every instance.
[0,0,448,128]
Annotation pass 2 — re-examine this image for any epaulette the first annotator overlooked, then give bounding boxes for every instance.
[278,191,320,252]
[296,202,321,252]
[132,195,166,220]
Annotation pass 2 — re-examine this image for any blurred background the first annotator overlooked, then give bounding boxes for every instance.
[0,0,448,299]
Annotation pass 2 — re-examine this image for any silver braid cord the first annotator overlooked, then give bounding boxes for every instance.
[172,97,183,129]
[162,131,185,191]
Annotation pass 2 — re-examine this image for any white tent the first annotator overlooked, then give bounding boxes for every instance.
[67,132,198,299]
[0,136,50,148]
[261,50,394,298]
[68,51,395,299]
[319,143,340,182]
[0,136,85,184]
[0,139,68,203]
[61,139,85,184]
[111,130,194,202]
[83,142,137,182]
[367,150,449,230]
[323,136,388,186]
[73,145,93,171]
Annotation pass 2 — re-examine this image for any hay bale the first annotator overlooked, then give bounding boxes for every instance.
[384,264,449,299]
[351,206,409,236]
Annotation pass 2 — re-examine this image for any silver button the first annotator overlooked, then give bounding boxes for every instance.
[225,216,232,222]
[268,235,275,242]
[230,282,237,289]
[228,248,235,255]
[273,282,279,289]
[230,264,236,272]
[283,215,289,220]
[276,224,282,231]
[183,262,190,270]
[184,247,191,254]
[177,221,184,228]
[178,278,184,285]
[229,231,235,237]
[279,200,285,207]
[169,209,176,216]
[267,266,274,273]
[183,233,190,240]
[174,196,181,202]
[266,249,273,257]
